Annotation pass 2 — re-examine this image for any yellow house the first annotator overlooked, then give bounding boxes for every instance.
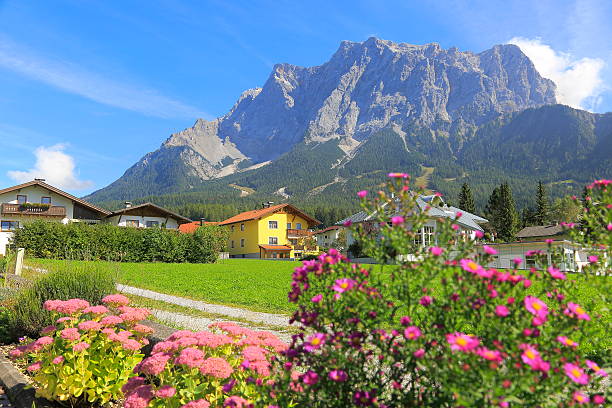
[218,204,320,259]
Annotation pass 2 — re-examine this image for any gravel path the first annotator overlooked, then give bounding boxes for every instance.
[149,309,293,343]
[0,388,12,408]
[117,284,292,328]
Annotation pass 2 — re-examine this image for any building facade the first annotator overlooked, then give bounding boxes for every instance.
[313,226,343,249]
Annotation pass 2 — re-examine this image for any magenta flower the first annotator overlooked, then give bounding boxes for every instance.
[524,296,549,318]
[446,332,479,352]
[556,336,579,348]
[474,230,484,239]
[564,363,589,385]
[124,385,154,408]
[353,390,376,406]
[302,370,319,385]
[357,190,368,198]
[388,172,408,178]
[60,327,80,341]
[175,347,205,368]
[495,305,509,317]
[139,353,172,375]
[520,344,550,372]
[329,369,348,382]
[483,245,498,255]
[27,361,42,372]
[343,220,353,227]
[35,336,54,347]
[73,342,90,352]
[429,246,443,256]
[404,326,422,340]
[52,355,65,364]
[83,305,109,315]
[460,259,484,274]
[182,400,211,408]
[332,278,357,293]
[304,333,326,352]
[512,258,522,266]
[391,215,404,225]
[419,296,432,306]
[566,302,590,320]
[200,357,233,379]
[156,385,176,399]
[588,255,598,263]
[100,315,123,326]
[547,266,566,280]
[413,348,425,358]
[476,347,502,362]
[311,294,323,303]
[607,223,612,231]
[573,391,590,404]
[78,320,102,331]
[586,360,608,377]
[40,325,57,335]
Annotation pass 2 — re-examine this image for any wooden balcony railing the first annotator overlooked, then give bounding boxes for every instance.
[1,203,66,217]
[287,229,311,238]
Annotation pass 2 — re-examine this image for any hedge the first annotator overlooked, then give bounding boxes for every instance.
[11,220,228,263]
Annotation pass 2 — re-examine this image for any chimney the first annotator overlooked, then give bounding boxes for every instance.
[34,178,46,182]
[124,202,132,208]
[200,218,206,226]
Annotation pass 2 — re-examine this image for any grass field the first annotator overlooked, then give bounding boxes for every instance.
[26,258,300,314]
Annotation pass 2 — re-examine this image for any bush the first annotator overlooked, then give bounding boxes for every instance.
[124,322,286,407]
[10,294,150,405]
[260,175,610,407]
[0,306,12,344]
[8,265,116,338]
[11,221,229,263]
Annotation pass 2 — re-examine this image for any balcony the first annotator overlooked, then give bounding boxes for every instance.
[287,229,311,238]
[1,203,66,217]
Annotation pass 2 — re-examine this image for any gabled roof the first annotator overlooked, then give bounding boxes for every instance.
[314,226,341,235]
[219,204,320,227]
[178,221,220,233]
[517,224,565,238]
[0,180,111,216]
[109,203,192,224]
[337,195,489,232]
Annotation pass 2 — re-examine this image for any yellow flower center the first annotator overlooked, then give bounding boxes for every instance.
[576,395,585,402]
[468,262,479,271]
[566,339,574,346]
[533,303,542,311]
[571,369,581,378]
[592,364,600,371]
[456,337,468,346]
[340,283,348,289]
[485,352,495,358]
[525,350,535,360]
[576,306,585,314]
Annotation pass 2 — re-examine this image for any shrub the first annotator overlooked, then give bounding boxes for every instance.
[11,221,229,263]
[0,306,12,343]
[124,322,286,407]
[260,175,610,407]
[10,294,150,405]
[8,265,116,338]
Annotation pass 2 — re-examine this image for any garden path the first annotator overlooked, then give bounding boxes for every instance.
[116,284,292,328]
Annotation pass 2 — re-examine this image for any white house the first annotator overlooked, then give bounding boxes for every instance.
[338,195,488,254]
[476,225,590,272]
[0,180,192,256]
[313,226,343,248]
[0,179,111,255]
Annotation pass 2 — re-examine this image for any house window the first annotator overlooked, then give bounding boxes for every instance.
[17,195,27,204]
[269,237,278,245]
[295,222,302,230]
[240,238,245,247]
[41,197,51,204]
[414,228,423,247]
[423,226,435,246]
[1,221,19,231]
[240,223,245,231]
[269,221,278,229]
[287,222,292,229]
[231,240,235,248]
[125,220,140,227]
[231,225,235,232]
[146,221,160,228]
[525,256,537,268]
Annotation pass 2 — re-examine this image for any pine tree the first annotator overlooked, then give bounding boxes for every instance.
[497,182,519,242]
[458,182,476,214]
[485,186,501,229]
[534,181,550,225]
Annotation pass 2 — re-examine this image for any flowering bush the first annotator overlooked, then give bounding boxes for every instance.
[10,294,151,405]
[123,322,286,407]
[260,175,610,407]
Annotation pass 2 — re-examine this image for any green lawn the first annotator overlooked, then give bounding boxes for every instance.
[26,258,300,314]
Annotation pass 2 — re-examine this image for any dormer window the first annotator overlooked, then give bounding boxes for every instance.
[17,195,27,204]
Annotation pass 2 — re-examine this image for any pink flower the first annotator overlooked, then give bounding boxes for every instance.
[200,357,233,379]
[556,336,579,348]
[242,346,267,361]
[100,315,123,326]
[156,385,176,399]
[357,190,368,199]
[593,395,605,404]
[78,320,102,331]
[132,324,154,335]
[512,258,522,266]
[573,391,590,404]
[139,353,172,375]
[73,342,90,352]
[446,332,479,352]
[564,363,589,385]
[35,336,54,347]
[224,396,250,407]
[474,230,484,239]
[460,259,484,274]
[547,266,566,280]
[343,220,353,227]
[388,172,409,178]
[520,344,549,372]
[429,246,443,256]
[121,376,146,395]
[608,223,612,231]
[476,347,502,362]
[419,296,432,306]
[311,294,323,303]
[124,385,154,408]
[495,305,509,317]
[451,224,459,231]
[302,370,319,385]
[102,294,130,306]
[413,348,425,358]
[60,327,80,341]
[404,326,422,340]
[52,356,64,364]
[40,325,57,335]
[524,296,549,318]
[27,361,42,372]
[586,360,608,377]
[304,333,326,352]
[483,245,498,255]
[588,255,598,263]
[566,302,590,320]
[329,369,348,382]
[182,400,211,408]
[83,305,109,315]
[391,216,404,225]
[332,278,357,293]
[175,348,205,368]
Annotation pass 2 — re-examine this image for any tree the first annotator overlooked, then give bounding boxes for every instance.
[497,182,519,242]
[458,182,476,214]
[534,181,550,225]
[551,196,581,223]
[521,207,537,228]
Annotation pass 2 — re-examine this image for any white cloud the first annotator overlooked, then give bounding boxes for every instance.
[8,144,93,191]
[508,37,606,111]
[0,36,208,119]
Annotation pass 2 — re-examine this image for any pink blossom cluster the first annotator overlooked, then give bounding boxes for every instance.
[44,298,90,314]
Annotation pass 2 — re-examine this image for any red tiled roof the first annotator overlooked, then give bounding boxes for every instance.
[259,245,292,251]
[219,204,320,226]
[179,221,220,233]
[314,225,341,235]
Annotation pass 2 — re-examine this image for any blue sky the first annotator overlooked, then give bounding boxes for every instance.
[0,0,610,194]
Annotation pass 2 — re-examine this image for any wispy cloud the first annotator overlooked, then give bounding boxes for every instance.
[8,144,93,190]
[0,36,208,119]
[509,37,606,111]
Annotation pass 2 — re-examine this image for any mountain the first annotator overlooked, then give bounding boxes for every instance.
[85,38,611,220]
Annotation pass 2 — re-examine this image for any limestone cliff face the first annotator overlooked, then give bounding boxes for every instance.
[87,38,557,200]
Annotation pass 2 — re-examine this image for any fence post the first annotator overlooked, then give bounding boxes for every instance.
[14,248,25,276]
